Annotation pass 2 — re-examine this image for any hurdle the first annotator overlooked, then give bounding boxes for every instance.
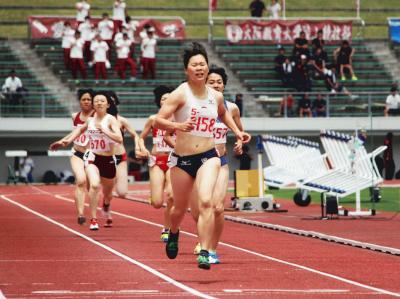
[261,135,329,206]
[298,130,386,217]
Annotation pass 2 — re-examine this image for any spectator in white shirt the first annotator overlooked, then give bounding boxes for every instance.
[385,87,400,116]
[76,0,90,24]
[78,16,95,62]
[70,31,87,79]
[61,21,75,70]
[113,0,127,34]
[98,13,114,56]
[91,34,110,79]
[140,27,157,79]
[1,69,24,111]
[267,0,281,19]
[115,33,137,80]
[123,16,139,41]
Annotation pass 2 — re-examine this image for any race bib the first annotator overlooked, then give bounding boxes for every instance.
[83,150,95,167]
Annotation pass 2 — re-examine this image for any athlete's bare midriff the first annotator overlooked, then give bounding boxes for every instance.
[174,131,215,156]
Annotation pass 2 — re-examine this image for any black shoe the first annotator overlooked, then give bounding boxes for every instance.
[166,230,179,259]
[197,250,210,270]
[77,216,86,225]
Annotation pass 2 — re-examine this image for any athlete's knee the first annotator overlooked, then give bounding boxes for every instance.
[75,177,86,188]
[115,187,127,198]
[166,191,173,202]
[214,202,225,216]
[90,181,101,192]
[199,198,213,210]
[151,198,163,209]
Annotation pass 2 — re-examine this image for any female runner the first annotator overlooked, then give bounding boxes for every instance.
[50,92,122,230]
[139,85,174,242]
[154,42,250,269]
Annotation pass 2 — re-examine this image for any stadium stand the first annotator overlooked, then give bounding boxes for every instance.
[31,39,186,117]
[0,40,68,117]
[212,38,392,117]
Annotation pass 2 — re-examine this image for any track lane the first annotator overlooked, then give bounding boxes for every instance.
[1,185,400,298]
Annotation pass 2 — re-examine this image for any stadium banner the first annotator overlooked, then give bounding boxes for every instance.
[28,16,186,40]
[388,18,400,44]
[225,20,352,44]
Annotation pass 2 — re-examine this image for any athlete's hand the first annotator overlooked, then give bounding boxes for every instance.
[235,131,251,144]
[177,119,196,132]
[49,140,68,151]
[135,149,149,158]
[234,138,243,155]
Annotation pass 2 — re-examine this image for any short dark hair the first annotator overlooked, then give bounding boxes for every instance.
[77,89,93,101]
[208,65,228,85]
[153,85,174,108]
[342,40,349,46]
[390,86,398,93]
[182,42,208,69]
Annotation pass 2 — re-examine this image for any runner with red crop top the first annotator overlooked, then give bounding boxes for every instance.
[70,89,94,225]
[50,92,122,230]
[139,85,175,242]
[154,42,250,269]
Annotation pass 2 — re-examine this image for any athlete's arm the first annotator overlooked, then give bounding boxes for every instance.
[137,116,154,157]
[163,130,176,148]
[230,103,243,132]
[49,123,88,150]
[101,115,123,143]
[154,87,195,132]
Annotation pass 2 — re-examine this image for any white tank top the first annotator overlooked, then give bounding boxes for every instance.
[152,127,175,152]
[87,114,115,153]
[174,83,218,138]
[213,101,236,145]
[73,112,90,147]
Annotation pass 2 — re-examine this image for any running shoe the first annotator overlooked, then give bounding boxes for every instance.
[193,242,201,255]
[89,218,99,231]
[166,230,179,259]
[341,76,346,81]
[197,250,210,270]
[161,229,169,243]
[351,75,358,81]
[104,218,113,228]
[208,251,220,264]
[102,202,112,227]
[77,216,86,225]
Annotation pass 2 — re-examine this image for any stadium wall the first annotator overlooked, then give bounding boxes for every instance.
[1,118,399,183]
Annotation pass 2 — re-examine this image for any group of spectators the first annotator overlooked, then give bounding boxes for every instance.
[62,0,158,81]
[273,29,361,117]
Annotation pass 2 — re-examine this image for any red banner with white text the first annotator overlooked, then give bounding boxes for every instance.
[28,16,186,39]
[225,20,352,44]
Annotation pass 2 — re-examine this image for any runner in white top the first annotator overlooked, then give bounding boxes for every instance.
[154,42,250,269]
[75,0,90,23]
[192,66,244,264]
[50,92,122,231]
[139,86,175,243]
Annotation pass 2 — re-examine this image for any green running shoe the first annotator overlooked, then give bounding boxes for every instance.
[166,230,179,259]
[197,254,210,270]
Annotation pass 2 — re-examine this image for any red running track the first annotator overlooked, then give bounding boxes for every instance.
[0,184,400,298]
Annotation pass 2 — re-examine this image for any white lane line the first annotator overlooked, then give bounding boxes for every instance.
[0,195,216,299]
[223,288,350,293]
[30,188,400,298]
[32,290,159,295]
[51,194,400,297]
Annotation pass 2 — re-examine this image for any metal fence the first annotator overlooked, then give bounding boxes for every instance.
[0,90,393,119]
